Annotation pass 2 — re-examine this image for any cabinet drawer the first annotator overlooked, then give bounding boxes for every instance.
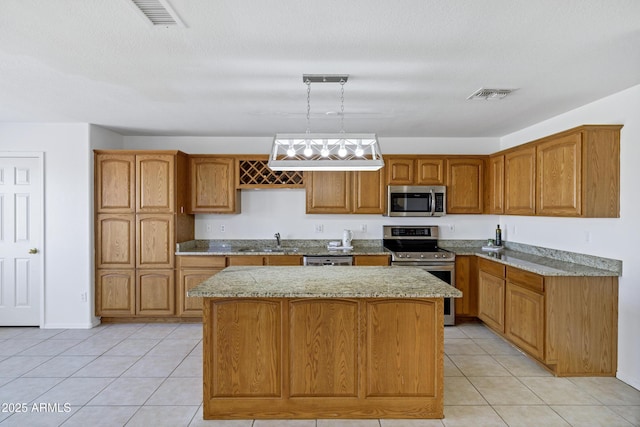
[177,255,226,269]
[478,258,505,278]
[354,255,390,266]
[507,267,544,293]
[227,255,265,266]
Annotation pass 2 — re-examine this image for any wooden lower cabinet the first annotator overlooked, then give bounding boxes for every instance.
[454,255,478,317]
[177,256,226,317]
[477,257,618,376]
[96,269,135,316]
[202,297,444,419]
[353,254,390,266]
[136,270,175,316]
[477,258,506,332]
[505,282,544,360]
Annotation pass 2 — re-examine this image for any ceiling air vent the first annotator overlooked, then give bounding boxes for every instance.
[467,88,515,100]
[129,0,185,27]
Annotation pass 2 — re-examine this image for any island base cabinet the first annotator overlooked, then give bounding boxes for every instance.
[202,297,444,419]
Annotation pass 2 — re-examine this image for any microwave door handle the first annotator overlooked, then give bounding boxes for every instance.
[430,189,435,216]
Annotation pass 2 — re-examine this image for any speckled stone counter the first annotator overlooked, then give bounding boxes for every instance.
[439,243,621,277]
[176,239,387,256]
[188,265,462,298]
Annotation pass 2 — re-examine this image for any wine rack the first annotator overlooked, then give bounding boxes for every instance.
[237,159,305,188]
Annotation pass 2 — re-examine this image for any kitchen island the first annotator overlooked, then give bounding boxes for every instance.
[188,266,462,420]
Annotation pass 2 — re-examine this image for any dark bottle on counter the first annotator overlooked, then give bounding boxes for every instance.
[495,225,502,246]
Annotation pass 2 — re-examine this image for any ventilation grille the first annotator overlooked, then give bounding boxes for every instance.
[467,88,515,100]
[130,0,184,26]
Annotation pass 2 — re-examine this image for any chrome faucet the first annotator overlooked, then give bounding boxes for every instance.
[274,232,281,247]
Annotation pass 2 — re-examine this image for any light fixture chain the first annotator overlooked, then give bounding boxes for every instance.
[306,79,311,134]
[340,79,345,133]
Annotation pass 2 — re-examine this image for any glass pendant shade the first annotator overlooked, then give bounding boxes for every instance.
[268,133,384,171]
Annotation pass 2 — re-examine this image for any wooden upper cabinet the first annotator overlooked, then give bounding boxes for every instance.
[446,158,484,214]
[489,155,505,214]
[386,158,414,185]
[535,125,621,217]
[505,146,536,215]
[386,156,444,185]
[536,133,582,216]
[416,158,445,185]
[96,154,135,213]
[306,171,352,214]
[189,156,238,214]
[136,154,175,212]
[352,169,385,214]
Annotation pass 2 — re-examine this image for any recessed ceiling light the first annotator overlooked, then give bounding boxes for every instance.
[467,87,516,101]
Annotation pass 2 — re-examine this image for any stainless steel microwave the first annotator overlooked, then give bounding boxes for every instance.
[387,185,447,217]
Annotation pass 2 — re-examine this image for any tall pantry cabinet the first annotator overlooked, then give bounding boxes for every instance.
[95,151,194,320]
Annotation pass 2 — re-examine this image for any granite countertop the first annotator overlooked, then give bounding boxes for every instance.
[175,239,388,256]
[176,239,621,278]
[439,245,621,277]
[187,266,463,299]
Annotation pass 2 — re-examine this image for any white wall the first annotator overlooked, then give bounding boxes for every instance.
[0,123,97,328]
[499,84,640,389]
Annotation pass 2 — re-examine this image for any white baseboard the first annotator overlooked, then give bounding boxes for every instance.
[42,318,101,329]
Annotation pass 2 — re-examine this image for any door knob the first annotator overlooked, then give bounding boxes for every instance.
[29,248,38,254]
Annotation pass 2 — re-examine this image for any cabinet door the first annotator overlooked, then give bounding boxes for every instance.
[386,158,414,185]
[416,158,444,185]
[306,171,352,214]
[96,269,135,316]
[289,299,359,397]
[505,147,536,215]
[366,299,439,397]
[136,154,175,212]
[353,169,385,214]
[478,270,505,333]
[227,255,265,266]
[505,282,544,360]
[353,255,390,266]
[178,268,223,316]
[137,270,175,315]
[96,214,135,269]
[447,158,484,214]
[489,155,505,214]
[190,157,238,213]
[536,133,582,216]
[136,213,175,269]
[95,153,135,213]
[455,255,477,317]
[208,299,282,397]
[266,255,303,265]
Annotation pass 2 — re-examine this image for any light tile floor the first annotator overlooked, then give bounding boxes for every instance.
[0,322,638,426]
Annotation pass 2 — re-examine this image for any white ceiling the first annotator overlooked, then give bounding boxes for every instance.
[1,0,639,138]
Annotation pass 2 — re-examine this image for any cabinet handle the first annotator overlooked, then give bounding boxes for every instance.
[29,248,39,254]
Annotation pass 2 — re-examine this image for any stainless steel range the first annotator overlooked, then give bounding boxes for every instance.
[383,225,456,325]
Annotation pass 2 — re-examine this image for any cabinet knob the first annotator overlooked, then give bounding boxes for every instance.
[29,248,39,254]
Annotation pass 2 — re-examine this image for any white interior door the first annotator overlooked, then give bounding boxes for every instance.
[0,155,43,326]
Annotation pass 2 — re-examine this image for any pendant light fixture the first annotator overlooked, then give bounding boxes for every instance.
[268,74,384,171]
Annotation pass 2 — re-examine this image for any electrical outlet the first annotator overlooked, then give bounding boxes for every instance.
[220,224,226,233]
[80,292,87,303]
[449,224,455,232]
[206,224,212,232]
[315,224,324,233]
[360,224,367,232]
